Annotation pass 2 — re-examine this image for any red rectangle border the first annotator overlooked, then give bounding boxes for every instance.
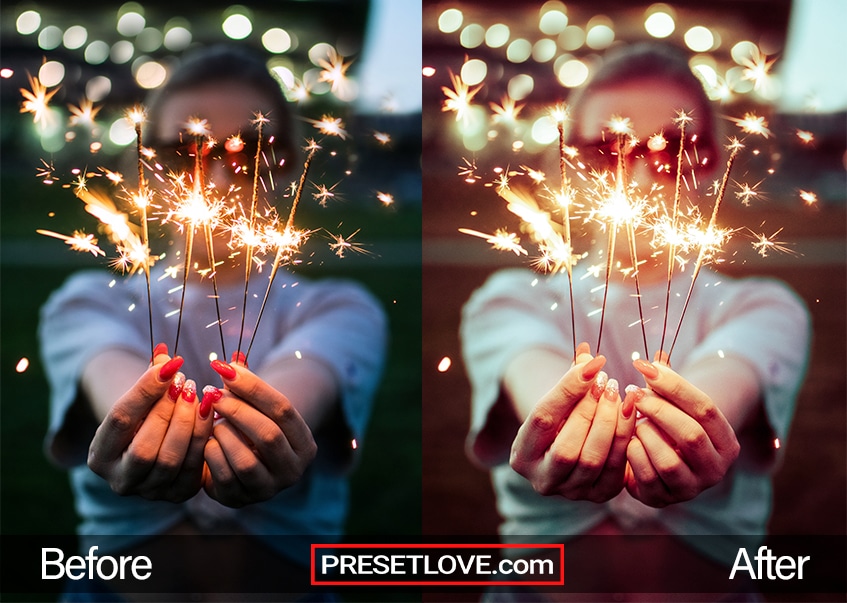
[310,543,565,586]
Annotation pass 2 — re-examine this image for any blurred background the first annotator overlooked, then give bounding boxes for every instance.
[0,0,422,543]
[422,0,846,565]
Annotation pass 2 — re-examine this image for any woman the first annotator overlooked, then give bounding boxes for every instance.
[461,43,810,600]
[40,45,387,600]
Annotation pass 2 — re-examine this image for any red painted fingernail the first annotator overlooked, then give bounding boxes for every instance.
[580,355,605,381]
[210,359,237,380]
[152,342,169,360]
[231,351,248,368]
[168,373,186,401]
[158,356,184,381]
[623,384,643,419]
[590,371,608,400]
[633,359,659,380]
[199,386,223,419]
[182,380,197,403]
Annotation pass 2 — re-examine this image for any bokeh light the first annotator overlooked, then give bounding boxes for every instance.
[685,26,715,52]
[86,75,112,102]
[38,26,63,51]
[556,58,589,87]
[485,24,510,48]
[262,28,292,53]
[109,115,136,145]
[38,61,65,87]
[644,11,675,38]
[16,10,42,35]
[532,38,557,62]
[460,59,487,86]
[63,25,88,50]
[133,59,167,89]
[111,40,135,63]
[222,11,253,40]
[84,41,110,65]
[506,39,532,63]
[586,17,615,50]
[137,27,163,52]
[438,8,463,34]
[559,25,585,51]
[539,10,568,35]
[508,73,534,101]
[117,11,145,37]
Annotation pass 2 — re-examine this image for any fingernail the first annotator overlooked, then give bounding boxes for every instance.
[168,372,186,401]
[182,380,197,404]
[603,379,619,401]
[653,350,670,366]
[158,356,184,381]
[230,350,248,367]
[200,385,223,419]
[210,359,237,380]
[633,359,659,380]
[623,384,643,419]
[580,355,605,381]
[152,342,169,360]
[574,341,590,360]
[590,371,608,400]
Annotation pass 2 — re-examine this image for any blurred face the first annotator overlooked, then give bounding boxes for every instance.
[572,77,715,188]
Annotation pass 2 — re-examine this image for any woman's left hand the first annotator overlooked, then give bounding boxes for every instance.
[624,359,741,507]
[201,360,318,507]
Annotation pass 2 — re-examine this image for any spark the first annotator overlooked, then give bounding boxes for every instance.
[376,191,394,206]
[437,357,452,372]
[373,131,391,145]
[795,130,814,144]
[739,48,777,91]
[730,112,771,139]
[313,182,341,207]
[99,167,124,185]
[309,115,348,140]
[15,358,29,373]
[441,70,481,122]
[458,227,527,256]
[68,99,102,128]
[734,180,763,206]
[20,73,59,128]
[750,227,795,257]
[328,228,369,258]
[37,229,105,256]
[36,159,57,183]
[490,96,524,123]
[317,48,353,94]
[458,157,481,183]
[799,190,818,206]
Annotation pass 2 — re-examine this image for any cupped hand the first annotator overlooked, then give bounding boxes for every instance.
[510,343,637,503]
[624,357,741,507]
[201,358,318,508]
[87,344,216,502]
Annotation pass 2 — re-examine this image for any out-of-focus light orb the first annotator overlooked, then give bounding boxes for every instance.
[730,40,758,64]
[38,26,63,50]
[507,39,532,63]
[586,20,615,50]
[16,10,41,35]
[531,114,558,145]
[726,66,754,93]
[1,68,13,78]
[307,42,334,66]
[85,40,110,64]
[684,26,714,52]
[16,358,30,373]
[644,12,675,38]
[271,65,295,89]
[422,66,436,77]
[539,10,568,35]
[111,40,134,63]
[134,60,167,89]
[262,28,291,53]
[485,24,510,48]
[437,356,452,372]
[222,13,253,40]
[117,12,146,37]
[508,73,534,101]
[109,116,136,145]
[63,25,88,49]
[39,61,65,87]
[691,63,718,89]
[559,25,585,51]
[532,38,557,62]
[460,23,485,49]
[86,75,112,102]
[438,8,463,34]
[164,26,192,51]
[137,27,163,52]
[460,59,487,86]
[556,58,589,87]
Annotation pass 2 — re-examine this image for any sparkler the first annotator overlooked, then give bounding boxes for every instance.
[128,107,155,358]
[552,104,577,357]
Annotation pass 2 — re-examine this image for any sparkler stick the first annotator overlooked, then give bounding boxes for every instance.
[667,138,743,359]
[245,140,319,361]
[237,114,267,356]
[659,112,691,355]
[554,105,577,357]
[128,108,155,358]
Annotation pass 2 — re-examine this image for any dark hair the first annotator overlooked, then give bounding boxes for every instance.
[144,44,298,162]
[567,42,718,160]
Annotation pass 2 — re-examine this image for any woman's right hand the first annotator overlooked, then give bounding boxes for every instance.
[509,344,638,503]
[87,344,217,502]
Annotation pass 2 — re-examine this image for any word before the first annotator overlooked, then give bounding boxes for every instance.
[42,546,152,581]
[729,546,810,580]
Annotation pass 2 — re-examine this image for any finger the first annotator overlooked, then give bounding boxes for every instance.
[561,378,621,487]
[511,355,606,465]
[108,396,175,492]
[625,433,671,507]
[209,361,314,455]
[633,419,699,501]
[632,359,736,454]
[151,342,170,366]
[212,420,277,501]
[633,391,722,477]
[142,380,199,489]
[203,433,247,507]
[211,392,297,473]
[90,356,184,464]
